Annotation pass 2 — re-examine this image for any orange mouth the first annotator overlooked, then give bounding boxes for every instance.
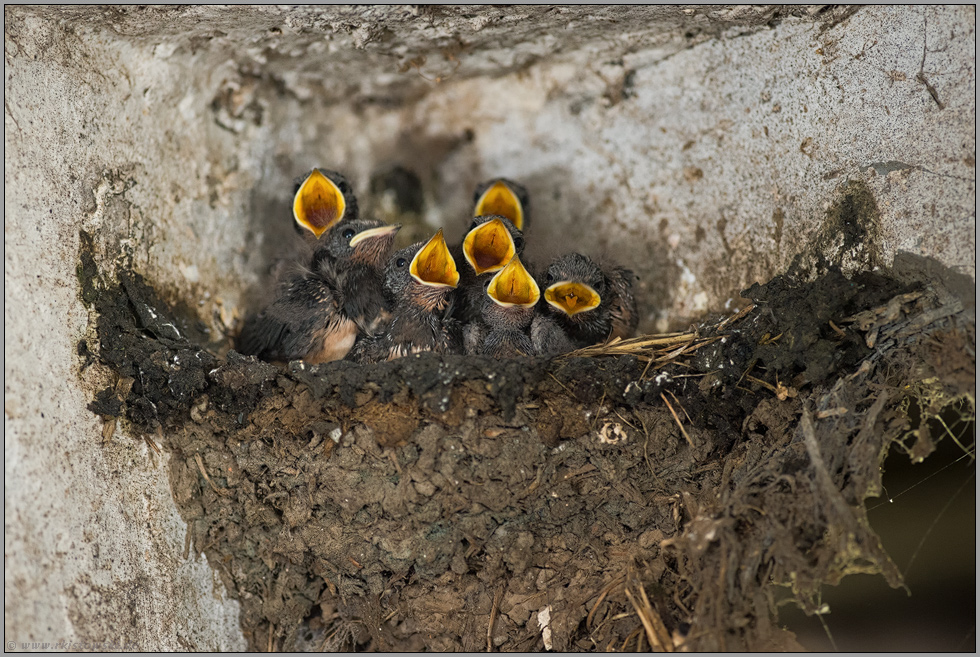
[474,180,525,231]
[544,281,601,316]
[293,169,346,238]
[411,229,460,288]
[487,256,540,308]
[463,218,517,275]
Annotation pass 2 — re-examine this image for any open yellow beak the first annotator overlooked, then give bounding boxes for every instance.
[293,169,346,238]
[544,281,601,316]
[463,218,517,275]
[411,229,460,288]
[487,256,540,308]
[474,180,525,231]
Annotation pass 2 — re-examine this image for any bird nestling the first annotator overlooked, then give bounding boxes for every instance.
[455,214,526,325]
[533,252,638,351]
[292,168,359,240]
[237,219,400,364]
[348,229,462,363]
[465,254,540,358]
[473,178,531,232]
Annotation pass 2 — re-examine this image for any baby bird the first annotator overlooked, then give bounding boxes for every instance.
[292,168,360,240]
[473,178,531,232]
[238,220,399,364]
[455,214,526,324]
[533,253,638,352]
[604,266,639,341]
[348,229,462,363]
[465,255,540,358]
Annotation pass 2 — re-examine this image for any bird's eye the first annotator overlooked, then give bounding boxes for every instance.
[342,228,356,240]
[546,272,554,283]
[396,257,407,268]
[514,236,525,251]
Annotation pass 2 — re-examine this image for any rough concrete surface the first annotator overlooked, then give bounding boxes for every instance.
[4,4,975,651]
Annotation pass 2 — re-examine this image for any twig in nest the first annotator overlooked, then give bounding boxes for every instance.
[195,453,230,497]
[561,305,752,380]
[563,463,597,480]
[564,331,698,359]
[620,626,645,652]
[547,372,576,397]
[613,409,638,430]
[638,415,665,488]
[587,574,626,630]
[638,356,656,381]
[145,426,164,456]
[716,303,756,330]
[144,434,163,456]
[589,391,607,431]
[757,331,783,345]
[661,392,695,448]
[666,391,693,425]
[624,580,674,652]
[744,374,778,393]
[744,374,797,400]
[487,586,503,652]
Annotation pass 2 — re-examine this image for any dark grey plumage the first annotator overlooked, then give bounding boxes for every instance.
[464,255,539,359]
[538,252,639,348]
[530,314,577,356]
[539,253,610,347]
[348,240,461,363]
[606,266,639,341]
[238,219,397,363]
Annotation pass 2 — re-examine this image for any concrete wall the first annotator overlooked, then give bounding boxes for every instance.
[4,5,974,649]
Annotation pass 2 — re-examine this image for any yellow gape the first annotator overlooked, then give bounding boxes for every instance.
[293,169,347,238]
[474,181,524,231]
[544,281,601,316]
[487,256,540,308]
[411,229,460,288]
[463,218,517,275]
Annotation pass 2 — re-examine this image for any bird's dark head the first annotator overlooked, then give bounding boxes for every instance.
[542,253,606,319]
[345,220,401,267]
[292,168,359,239]
[307,220,397,279]
[462,215,525,275]
[472,178,530,231]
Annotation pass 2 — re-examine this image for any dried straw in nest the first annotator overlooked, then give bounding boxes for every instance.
[560,303,757,377]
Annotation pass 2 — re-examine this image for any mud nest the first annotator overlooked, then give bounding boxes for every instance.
[81,228,974,651]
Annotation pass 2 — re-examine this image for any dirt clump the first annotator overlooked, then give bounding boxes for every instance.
[80,230,974,651]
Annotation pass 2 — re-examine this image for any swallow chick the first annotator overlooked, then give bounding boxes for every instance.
[238,220,400,364]
[465,255,540,358]
[529,314,578,356]
[535,252,637,349]
[348,229,462,363]
[473,178,530,232]
[292,168,359,240]
[605,266,639,341]
[455,214,526,324]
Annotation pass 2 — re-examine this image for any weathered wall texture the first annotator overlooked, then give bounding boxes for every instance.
[4,4,974,650]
